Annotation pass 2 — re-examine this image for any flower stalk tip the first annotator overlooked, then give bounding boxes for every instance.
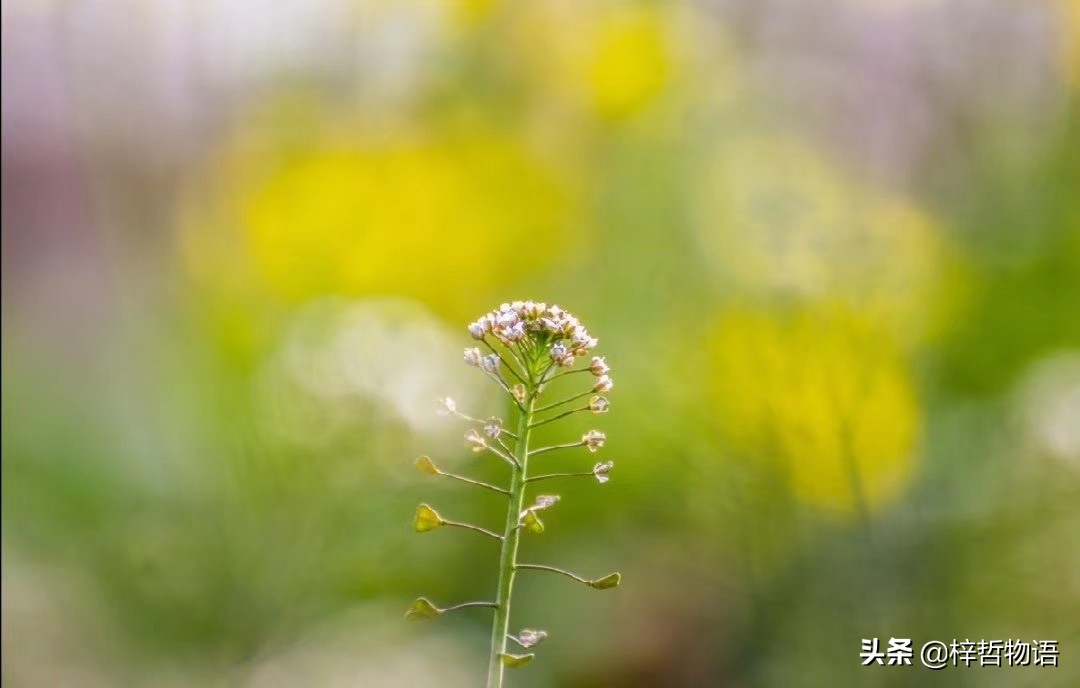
[412,301,618,686]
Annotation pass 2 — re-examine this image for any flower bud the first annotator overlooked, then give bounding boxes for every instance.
[468,320,486,340]
[589,396,609,413]
[512,383,527,403]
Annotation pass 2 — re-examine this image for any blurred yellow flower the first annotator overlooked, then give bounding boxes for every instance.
[585,8,672,119]
[710,305,921,516]
[181,127,581,347]
[513,3,674,121]
[695,134,951,347]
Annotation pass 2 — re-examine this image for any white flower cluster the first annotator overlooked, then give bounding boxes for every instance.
[468,301,601,368]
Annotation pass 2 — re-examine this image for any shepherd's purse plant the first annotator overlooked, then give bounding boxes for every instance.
[406,301,619,688]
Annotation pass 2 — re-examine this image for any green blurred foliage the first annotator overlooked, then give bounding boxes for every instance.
[3,0,1080,686]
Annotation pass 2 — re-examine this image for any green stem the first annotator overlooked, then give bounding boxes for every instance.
[529,405,588,429]
[486,391,536,688]
[525,471,592,483]
[514,563,589,585]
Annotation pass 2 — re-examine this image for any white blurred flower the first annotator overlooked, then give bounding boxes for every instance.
[465,429,487,452]
[1014,352,1080,469]
[436,397,456,416]
[255,298,494,448]
[464,347,482,367]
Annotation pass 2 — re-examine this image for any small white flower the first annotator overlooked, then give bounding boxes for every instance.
[593,460,614,484]
[593,375,614,394]
[496,309,518,328]
[531,494,560,510]
[559,316,581,337]
[484,416,504,439]
[550,342,568,361]
[517,629,548,648]
[589,356,610,376]
[464,347,483,367]
[436,397,457,416]
[504,321,527,342]
[589,395,609,413]
[465,429,487,452]
[468,320,487,340]
[570,327,597,352]
[519,495,560,521]
[481,354,501,373]
[582,430,606,452]
[549,342,574,366]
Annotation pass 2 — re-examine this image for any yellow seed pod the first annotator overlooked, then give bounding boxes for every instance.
[413,504,443,532]
[415,455,440,476]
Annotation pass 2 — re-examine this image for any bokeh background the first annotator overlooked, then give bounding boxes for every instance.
[3,0,1080,686]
